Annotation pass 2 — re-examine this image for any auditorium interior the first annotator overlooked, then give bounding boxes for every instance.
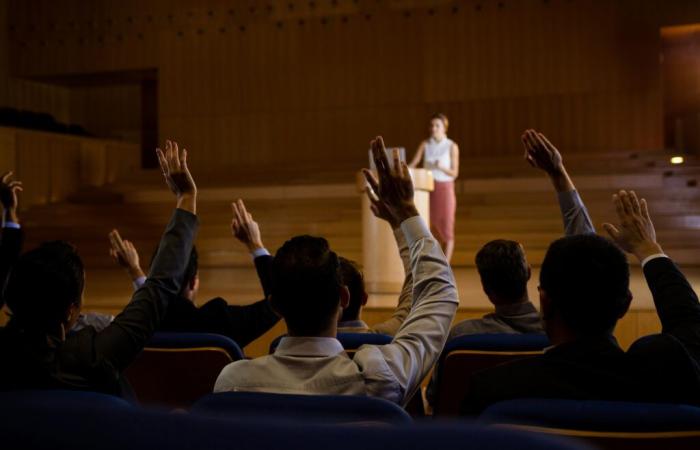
[3,1,700,449]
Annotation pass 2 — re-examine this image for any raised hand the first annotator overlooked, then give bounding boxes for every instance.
[231,199,265,253]
[0,171,23,223]
[364,186,400,229]
[522,129,563,174]
[362,136,418,226]
[109,229,146,281]
[521,129,574,192]
[156,140,197,213]
[602,190,662,261]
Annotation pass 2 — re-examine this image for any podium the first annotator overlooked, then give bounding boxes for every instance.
[356,168,434,304]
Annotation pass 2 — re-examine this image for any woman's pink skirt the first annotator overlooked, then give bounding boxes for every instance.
[430,180,456,242]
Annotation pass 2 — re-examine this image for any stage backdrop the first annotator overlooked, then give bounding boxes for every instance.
[4,0,700,172]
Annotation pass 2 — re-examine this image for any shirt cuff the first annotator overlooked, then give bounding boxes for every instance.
[252,248,271,259]
[3,221,20,229]
[400,215,430,245]
[133,276,147,290]
[641,253,668,268]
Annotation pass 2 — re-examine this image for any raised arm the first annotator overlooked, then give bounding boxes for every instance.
[408,141,426,169]
[603,190,700,361]
[94,140,198,371]
[0,171,23,308]
[364,189,414,336]
[108,229,147,290]
[522,129,594,235]
[231,199,272,297]
[357,136,459,405]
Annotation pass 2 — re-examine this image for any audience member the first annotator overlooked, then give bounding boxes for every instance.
[0,140,199,395]
[235,197,414,336]
[0,171,23,310]
[449,130,593,338]
[460,190,700,415]
[106,203,280,347]
[214,136,459,405]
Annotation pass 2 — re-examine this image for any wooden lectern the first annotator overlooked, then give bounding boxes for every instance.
[356,168,434,305]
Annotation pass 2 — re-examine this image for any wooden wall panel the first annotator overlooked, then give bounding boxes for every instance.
[7,0,699,172]
[0,127,139,209]
[0,0,71,122]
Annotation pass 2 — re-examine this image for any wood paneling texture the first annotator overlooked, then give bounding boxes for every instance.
[7,0,695,172]
[0,127,139,209]
[0,0,71,122]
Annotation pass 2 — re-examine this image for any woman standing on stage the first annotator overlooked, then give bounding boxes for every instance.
[409,113,459,262]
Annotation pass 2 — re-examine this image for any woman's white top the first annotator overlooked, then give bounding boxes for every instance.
[423,137,455,182]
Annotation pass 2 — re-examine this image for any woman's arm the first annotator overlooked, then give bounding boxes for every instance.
[437,143,460,178]
[408,142,426,168]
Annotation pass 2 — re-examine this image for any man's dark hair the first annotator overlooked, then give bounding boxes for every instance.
[4,241,85,331]
[339,257,366,322]
[271,235,341,336]
[475,240,529,303]
[540,234,630,336]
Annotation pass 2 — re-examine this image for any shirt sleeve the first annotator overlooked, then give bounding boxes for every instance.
[355,215,459,405]
[558,190,595,235]
[132,276,147,291]
[93,208,199,372]
[370,227,414,336]
[251,248,271,259]
[3,221,20,229]
[641,253,668,267]
[642,256,700,364]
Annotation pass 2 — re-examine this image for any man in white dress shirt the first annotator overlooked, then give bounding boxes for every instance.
[214,136,459,405]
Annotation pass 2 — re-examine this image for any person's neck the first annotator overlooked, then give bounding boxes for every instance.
[492,293,529,309]
[288,323,338,338]
[546,322,613,347]
[433,135,446,143]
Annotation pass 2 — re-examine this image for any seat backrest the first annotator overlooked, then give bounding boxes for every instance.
[124,332,244,409]
[481,398,700,450]
[433,333,550,416]
[269,332,393,356]
[0,402,594,450]
[0,389,132,412]
[191,391,412,425]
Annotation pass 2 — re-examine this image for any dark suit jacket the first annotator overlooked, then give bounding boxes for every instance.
[460,257,700,415]
[0,209,198,395]
[254,253,273,298]
[154,252,278,347]
[159,295,279,348]
[0,227,23,309]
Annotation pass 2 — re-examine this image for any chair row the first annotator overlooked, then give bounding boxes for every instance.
[0,394,592,450]
[125,331,550,413]
[3,390,700,450]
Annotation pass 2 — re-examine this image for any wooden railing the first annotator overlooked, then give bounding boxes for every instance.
[0,127,140,209]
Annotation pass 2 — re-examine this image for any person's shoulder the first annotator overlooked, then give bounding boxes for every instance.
[200,297,229,309]
[449,318,490,339]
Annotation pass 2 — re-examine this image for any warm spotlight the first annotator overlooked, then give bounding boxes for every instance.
[670,156,685,165]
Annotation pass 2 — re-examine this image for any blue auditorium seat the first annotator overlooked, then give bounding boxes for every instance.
[0,389,132,412]
[124,332,244,409]
[481,399,700,450]
[191,391,412,425]
[0,401,594,450]
[432,333,550,416]
[269,332,392,354]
